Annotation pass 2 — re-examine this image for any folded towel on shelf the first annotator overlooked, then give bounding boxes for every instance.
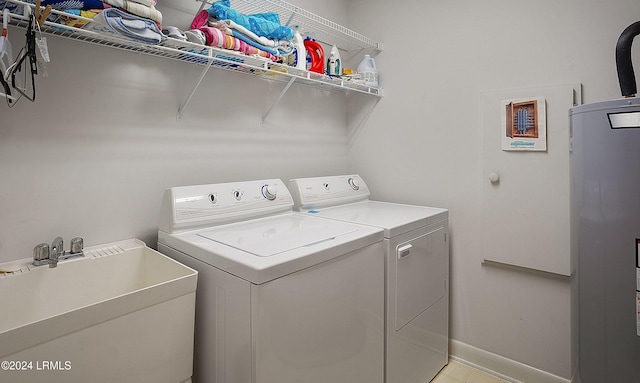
[30,0,106,10]
[190,8,210,29]
[198,26,277,61]
[191,10,291,56]
[60,8,103,28]
[112,0,156,7]
[184,29,206,45]
[214,19,292,51]
[229,30,279,56]
[207,0,293,41]
[199,26,233,49]
[0,0,104,16]
[100,0,162,24]
[88,7,165,44]
[162,25,187,41]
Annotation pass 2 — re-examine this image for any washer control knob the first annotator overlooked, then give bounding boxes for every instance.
[208,193,218,204]
[323,183,330,191]
[348,177,360,190]
[261,184,277,200]
[233,190,243,201]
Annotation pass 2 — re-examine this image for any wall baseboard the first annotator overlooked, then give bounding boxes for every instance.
[449,339,570,383]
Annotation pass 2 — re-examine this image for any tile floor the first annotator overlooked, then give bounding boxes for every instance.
[431,360,514,383]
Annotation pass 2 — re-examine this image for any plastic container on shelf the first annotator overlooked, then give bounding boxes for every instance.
[304,38,324,74]
[292,28,306,70]
[357,54,378,87]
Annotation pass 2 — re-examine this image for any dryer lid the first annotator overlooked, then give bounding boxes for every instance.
[198,214,357,257]
[308,201,448,238]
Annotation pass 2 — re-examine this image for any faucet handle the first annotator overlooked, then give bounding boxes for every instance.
[33,243,50,265]
[70,237,84,254]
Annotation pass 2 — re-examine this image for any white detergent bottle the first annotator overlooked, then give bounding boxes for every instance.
[292,28,306,70]
[357,54,378,87]
[327,45,342,76]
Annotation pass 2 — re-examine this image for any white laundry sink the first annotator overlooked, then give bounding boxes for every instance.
[0,238,197,383]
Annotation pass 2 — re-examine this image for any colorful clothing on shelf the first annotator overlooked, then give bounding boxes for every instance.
[197,25,277,61]
[100,0,162,24]
[88,7,165,44]
[206,0,293,41]
[60,8,103,28]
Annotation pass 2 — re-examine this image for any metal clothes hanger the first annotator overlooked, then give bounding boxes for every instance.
[9,14,36,102]
[5,6,37,104]
[2,0,51,106]
[0,8,17,106]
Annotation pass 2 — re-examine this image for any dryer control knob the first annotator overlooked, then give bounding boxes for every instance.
[261,184,278,200]
[348,177,360,190]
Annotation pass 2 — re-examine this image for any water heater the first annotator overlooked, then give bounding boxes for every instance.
[570,21,640,383]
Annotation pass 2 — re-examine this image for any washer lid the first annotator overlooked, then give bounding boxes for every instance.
[198,215,358,257]
[158,212,383,284]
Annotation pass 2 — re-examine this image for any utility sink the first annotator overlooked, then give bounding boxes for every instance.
[0,238,197,383]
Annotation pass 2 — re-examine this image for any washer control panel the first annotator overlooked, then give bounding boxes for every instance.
[159,179,293,232]
[289,174,371,211]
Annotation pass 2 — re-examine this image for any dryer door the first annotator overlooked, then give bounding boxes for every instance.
[395,224,448,331]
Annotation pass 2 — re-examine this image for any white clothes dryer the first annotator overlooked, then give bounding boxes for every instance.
[157,179,384,383]
[289,175,449,383]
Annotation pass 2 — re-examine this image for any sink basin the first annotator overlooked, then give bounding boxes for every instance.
[0,238,197,383]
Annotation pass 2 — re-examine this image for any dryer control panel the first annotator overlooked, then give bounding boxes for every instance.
[159,179,293,233]
[289,174,371,211]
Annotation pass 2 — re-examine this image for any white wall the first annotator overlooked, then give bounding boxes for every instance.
[0,0,351,260]
[346,0,640,380]
[2,0,640,381]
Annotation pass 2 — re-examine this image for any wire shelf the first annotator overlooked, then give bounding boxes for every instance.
[198,0,383,52]
[1,0,382,118]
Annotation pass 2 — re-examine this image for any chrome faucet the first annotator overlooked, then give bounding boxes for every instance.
[49,237,63,268]
[32,236,84,268]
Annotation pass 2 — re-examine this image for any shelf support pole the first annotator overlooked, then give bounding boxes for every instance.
[261,77,296,124]
[177,56,215,121]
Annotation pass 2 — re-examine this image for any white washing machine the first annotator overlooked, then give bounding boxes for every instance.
[289,175,449,383]
[157,179,384,383]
